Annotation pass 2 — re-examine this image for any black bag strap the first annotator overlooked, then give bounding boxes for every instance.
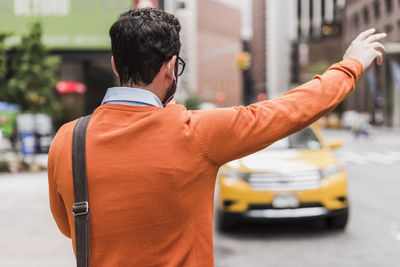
[72,114,92,267]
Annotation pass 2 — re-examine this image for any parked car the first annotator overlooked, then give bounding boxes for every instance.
[217,124,348,231]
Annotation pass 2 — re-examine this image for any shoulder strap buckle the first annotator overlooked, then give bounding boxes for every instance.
[72,201,89,216]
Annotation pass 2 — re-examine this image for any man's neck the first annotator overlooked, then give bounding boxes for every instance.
[121,82,164,103]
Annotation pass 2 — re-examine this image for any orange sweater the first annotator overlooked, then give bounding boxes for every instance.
[48,58,363,266]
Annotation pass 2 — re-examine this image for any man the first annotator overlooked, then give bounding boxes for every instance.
[48,8,386,267]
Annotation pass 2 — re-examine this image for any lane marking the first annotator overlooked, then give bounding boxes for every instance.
[387,151,400,159]
[337,152,369,165]
[364,152,397,165]
[390,222,400,241]
[336,150,400,166]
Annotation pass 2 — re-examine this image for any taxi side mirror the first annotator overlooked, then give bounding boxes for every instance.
[329,139,342,149]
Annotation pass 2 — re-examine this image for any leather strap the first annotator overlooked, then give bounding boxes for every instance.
[72,115,92,267]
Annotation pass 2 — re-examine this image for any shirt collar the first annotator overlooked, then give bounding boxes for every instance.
[101,87,163,108]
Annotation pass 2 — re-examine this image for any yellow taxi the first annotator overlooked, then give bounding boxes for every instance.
[217,125,348,231]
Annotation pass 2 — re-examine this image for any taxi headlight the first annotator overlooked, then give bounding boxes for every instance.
[320,165,343,178]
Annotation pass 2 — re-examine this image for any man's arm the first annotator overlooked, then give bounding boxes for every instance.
[47,128,71,238]
[187,29,386,166]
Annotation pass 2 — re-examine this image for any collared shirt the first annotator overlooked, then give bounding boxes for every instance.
[101,87,163,108]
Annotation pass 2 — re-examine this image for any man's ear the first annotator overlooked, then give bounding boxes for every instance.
[165,55,177,80]
[111,56,119,77]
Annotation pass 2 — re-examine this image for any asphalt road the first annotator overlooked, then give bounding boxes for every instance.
[214,128,400,267]
[0,128,399,267]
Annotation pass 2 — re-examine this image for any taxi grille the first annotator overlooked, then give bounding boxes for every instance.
[247,170,322,191]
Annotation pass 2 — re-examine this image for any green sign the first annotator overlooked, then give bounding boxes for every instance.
[0,111,17,138]
[0,0,134,50]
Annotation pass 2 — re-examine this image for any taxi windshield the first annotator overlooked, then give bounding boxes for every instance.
[267,128,322,150]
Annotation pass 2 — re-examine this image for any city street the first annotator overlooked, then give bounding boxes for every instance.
[1,0,399,266]
[214,128,400,267]
[0,128,399,267]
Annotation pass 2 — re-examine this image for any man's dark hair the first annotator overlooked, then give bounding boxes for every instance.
[109,8,181,86]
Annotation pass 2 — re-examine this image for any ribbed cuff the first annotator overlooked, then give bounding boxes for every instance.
[341,57,364,77]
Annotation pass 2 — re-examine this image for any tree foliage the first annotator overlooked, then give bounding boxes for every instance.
[0,32,11,95]
[1,22,60,117]
[184,93,203,110]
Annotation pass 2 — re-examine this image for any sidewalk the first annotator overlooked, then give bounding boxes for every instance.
[0,172,75,267]
[0,152,48,173]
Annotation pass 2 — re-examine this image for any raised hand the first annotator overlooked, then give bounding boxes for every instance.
[343,28,387,70]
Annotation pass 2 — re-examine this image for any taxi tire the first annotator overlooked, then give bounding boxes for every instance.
[326,210,349,229]
[218,211,240,232]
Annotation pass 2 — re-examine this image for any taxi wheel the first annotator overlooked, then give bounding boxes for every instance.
[218,211,240,232]
[326,211,349,229]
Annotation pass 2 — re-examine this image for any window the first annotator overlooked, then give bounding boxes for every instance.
[373,0,381,19]
[363,7,370,24]
[354,13,360,30]
[385,0,393,13]
[267,128,322,150]
[384,24,393,33]
[177,0,185,9]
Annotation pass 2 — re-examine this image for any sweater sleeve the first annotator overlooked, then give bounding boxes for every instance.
[188,58,363,166]
[47,126,72,238]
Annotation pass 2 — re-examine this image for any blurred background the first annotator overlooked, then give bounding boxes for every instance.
[0,0,399,266]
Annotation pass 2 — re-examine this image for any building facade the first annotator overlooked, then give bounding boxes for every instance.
[197,0,242,107]
[164,0,198,102]
[249,0,266,103]
[344,0,400,126]
[249,0,346,102]
[0,0,138,127]
[265,0,298,99]
[295,0,347,80]
[248,0,298,102]
[164,0,243,107]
